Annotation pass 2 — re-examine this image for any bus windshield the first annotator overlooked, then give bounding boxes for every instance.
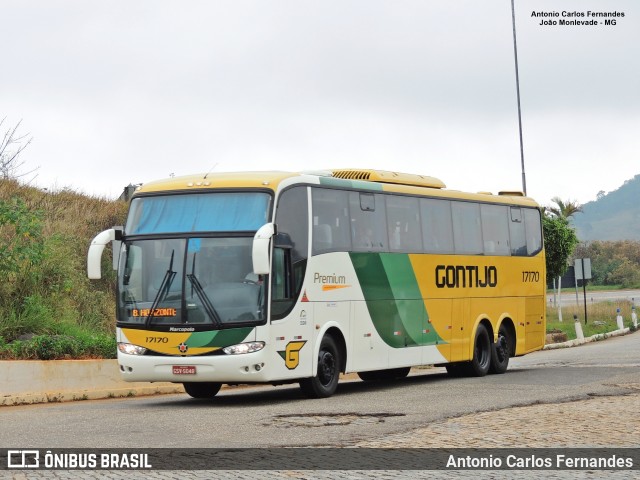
[117,237,265,327]
[118,192,271,327]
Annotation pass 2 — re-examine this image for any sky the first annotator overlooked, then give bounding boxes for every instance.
[2,0,638,207]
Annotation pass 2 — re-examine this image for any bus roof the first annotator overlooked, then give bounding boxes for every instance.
[134,171,300,194]
[132,169,539,207]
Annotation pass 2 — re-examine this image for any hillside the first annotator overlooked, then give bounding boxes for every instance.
[572,174,640,241]
[0,179,128,358]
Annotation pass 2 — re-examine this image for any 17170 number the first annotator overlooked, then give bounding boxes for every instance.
[522,271,540,282]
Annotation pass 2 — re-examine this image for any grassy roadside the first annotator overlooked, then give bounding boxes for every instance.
[546,299,637,341]
[0,179,127,359]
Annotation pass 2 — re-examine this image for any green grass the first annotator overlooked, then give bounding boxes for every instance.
[546,300,637,340]
[547,284,631,293]
[1,179,127,359]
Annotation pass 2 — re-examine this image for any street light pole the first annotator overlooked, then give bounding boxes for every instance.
[511,0,527,195]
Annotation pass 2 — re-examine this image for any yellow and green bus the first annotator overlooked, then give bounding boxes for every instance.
[88,169,545,398]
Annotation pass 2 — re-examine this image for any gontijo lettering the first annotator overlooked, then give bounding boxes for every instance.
[436,265,498,288]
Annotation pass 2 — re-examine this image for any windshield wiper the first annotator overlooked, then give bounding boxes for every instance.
[145,250,176,326]
[186,273,222,328]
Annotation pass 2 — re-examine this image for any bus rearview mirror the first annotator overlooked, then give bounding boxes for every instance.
[87,227,122,279]
[252,223,275,275]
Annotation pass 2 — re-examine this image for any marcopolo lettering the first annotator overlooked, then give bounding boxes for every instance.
[435,265,498,288]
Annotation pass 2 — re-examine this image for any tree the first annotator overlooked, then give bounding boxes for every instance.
[543,215,579,284]
[543,214,579,320]
[546,197,582,220]
[0,118,35,180]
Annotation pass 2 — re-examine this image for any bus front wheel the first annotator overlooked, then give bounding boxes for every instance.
[300,335,341,398]
[183,382,222,399]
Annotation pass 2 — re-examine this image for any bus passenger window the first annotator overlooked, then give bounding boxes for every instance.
[509,207,527,256]
[480,204,510,256]
[451,202,482,255]
[386,195,422,253]
[312,188,352,254]
[420,198,454,254]
[314,224,333,251]
[524,208,543,255]
[349,192,387,252]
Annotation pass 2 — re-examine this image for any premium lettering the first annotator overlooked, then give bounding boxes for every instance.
[314,273,346,284]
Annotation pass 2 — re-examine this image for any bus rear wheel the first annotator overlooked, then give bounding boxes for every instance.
[445,324,494,377]
[183,382,222,399]
[467,324,491,377]
[300,335,341,398]
[445,363,466,377]
[489,324,511,374]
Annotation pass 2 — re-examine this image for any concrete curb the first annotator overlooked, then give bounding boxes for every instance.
[543,327,632,350]
[0,359,184,407]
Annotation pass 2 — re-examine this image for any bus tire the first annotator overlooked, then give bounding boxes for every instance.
[445,363,466,377]
[489,324,510,374]
[467,324,491,377]
[358,367,411,381]
[183,382,222,399]
[299,335,340,398]
[388,367,411,379]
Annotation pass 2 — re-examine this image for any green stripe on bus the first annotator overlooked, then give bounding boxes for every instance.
[350,252,445,348]
[186,327,253,348]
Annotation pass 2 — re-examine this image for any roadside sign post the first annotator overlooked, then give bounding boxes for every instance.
[574,258,592,324]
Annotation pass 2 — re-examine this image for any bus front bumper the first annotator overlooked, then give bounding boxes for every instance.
[117,350,271,384]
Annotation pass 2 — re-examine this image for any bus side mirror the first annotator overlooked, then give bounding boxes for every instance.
[252,223,275,275]
[87,228,122,279]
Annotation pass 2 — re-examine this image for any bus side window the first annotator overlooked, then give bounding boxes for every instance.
[314,224,333,251]
[386,195,422,253]
[509,207,527,256]
[451,201,483,255]
[272,186,308,319]
[312,188,352,254]
[420,198,454,254]
[480,204,510,256]
[271,247,289,301]
[524,208,543,255]
[349,192,387,251]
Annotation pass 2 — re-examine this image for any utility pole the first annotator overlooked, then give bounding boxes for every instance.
[511,0,527,195]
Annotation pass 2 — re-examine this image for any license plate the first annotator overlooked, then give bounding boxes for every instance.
[173,365,196,375]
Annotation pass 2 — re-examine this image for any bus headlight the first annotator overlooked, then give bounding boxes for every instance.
[118,343,147,355]
[223,342,265,355]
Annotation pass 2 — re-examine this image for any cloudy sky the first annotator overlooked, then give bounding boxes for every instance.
[2,0,638,207]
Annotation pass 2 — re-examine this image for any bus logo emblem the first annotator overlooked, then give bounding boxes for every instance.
[178,342,189,353]
[278,341,306,370]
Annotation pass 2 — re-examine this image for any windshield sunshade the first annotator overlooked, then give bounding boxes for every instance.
[126,192,271,235]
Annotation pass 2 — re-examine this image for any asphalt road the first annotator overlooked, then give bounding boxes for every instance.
[1,332,639,450]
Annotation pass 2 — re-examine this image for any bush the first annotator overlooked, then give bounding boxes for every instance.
[0,334,117,360]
